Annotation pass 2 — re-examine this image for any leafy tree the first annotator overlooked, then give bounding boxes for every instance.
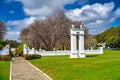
[5,40,20,48]
[0,40,8,50]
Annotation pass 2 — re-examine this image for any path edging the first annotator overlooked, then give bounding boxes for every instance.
[25,60,53,80]
[9,60,12,80]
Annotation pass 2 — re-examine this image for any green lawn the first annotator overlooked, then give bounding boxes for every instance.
[0,61,10,80]
[29,50,120,80]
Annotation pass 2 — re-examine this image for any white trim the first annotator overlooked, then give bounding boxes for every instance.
[26,60,52,80]
[9,60,12,80]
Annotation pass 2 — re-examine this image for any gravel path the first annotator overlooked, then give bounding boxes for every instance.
[11,57,50,80]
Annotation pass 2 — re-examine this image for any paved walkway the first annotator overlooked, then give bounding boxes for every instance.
[11,57,50,80]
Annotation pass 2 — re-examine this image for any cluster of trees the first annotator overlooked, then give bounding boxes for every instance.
[20,8,96,50]
[0,40,8,50]
[96,26,120,48]
[5,40,20,48]
[0,40,20,50]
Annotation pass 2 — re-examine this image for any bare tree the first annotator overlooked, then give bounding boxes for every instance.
[0,20,7,40]
[20,8,72,50]
[20,8,93,50]
[85,34,97,49]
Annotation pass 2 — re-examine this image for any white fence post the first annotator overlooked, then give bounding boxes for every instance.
[100,47,103,54]
[23,45,38,54]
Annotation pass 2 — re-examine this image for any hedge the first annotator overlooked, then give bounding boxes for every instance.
[0,55,11,61]
[23,54,41,60]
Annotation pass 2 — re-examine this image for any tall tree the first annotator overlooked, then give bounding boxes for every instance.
[0,20,7,40]
[20,8,72,50]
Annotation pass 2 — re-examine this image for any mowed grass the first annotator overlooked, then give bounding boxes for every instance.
[0,61,10,80]
[29,50,120,80]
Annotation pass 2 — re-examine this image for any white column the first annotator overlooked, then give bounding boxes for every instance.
[70,34,78,58]
[100,47,103,54]
[79,34,85,58]
[91,47,93,50]
[71,34,77,53]
[32,48,36,54]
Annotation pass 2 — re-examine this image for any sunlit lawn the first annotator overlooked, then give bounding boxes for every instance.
[29,50,120,80]
[0,61,10,80]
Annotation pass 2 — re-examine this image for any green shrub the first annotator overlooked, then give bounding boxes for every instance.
[15,43,32,56]
[15,43,24,56]
[23,54,41,60]
[0,55,11,61]
[0,45,3,50]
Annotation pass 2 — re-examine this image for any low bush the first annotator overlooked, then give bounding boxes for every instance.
[23,54,41,60]
[0,55,11,61]
[15,43,32,56]
[15,43,23,56]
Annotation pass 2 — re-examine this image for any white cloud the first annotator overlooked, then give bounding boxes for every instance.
[5,17,36,41]
[16,0,75,16]
[66,2,114,21]
[5,31,20,41]
[115,8,120,17]
[66,2,120,34]
[7,17,36,30]
[24,7,51,16]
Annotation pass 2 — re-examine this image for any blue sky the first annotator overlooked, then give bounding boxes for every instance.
[0,0,120,41]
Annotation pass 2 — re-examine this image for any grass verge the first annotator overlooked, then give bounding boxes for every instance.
[29,50,120,80]
[0,61,10,80]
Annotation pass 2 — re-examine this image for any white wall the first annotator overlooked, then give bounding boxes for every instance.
[23,45,38,54]
[0,45,9,55]
[37,47,103,56]
[38,51,70,56]
[23,45,103,56]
